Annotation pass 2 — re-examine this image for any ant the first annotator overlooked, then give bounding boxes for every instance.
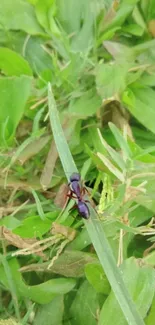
[67,172,90,220]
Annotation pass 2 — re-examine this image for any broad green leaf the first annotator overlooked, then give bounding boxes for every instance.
[35,0,53,31]
[99,27,121,43]
[0,0,43,34]
[122,86,155,134]
[98,258,155,325]
[132,39,155,57]
[24,36,52,73]
[140,73,155,87]
[26,278,75,304]
[27,0,37,4]
[0,47,32,76]
[7,32,52,74]
[143,250,155,268]
[13,212,58,238]
[70,280,100,325]
[0,258,76,304]
[122,24,144,36]
[96,62,129,100]
[69,89,102,118]
[0,76,32,144]
[127,70,146,87]
[129,205,154,228]
[145,296,155,325]
[85,263,110,295]
[132,126,155,148]
[48,10,61,35]
[34,296,64,325]
[35,0,60,35]
[35,0,60,36]
[68,228,91,250]
[0,216,21,229]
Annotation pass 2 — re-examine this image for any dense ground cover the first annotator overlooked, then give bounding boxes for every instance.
[1,0,155,324]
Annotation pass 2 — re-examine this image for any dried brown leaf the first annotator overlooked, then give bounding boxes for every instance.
[2,227,45,257]
[40,139,58,190]
[20,250,97,277]
[148,20,155,37]
[18,135,50,164]
[54,183,69,208]
[51,222,76,241]
[0,318,20,325]
[0,174,41,191]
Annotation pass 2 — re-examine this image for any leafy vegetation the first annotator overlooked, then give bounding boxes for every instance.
[1,0,155,324]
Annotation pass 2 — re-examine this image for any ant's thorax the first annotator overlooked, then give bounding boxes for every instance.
[71,180,82,200]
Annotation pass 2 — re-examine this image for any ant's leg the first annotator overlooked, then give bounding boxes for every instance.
[67,191,77,200]
[81,186,91,196]
[67,195,77,200]
[66,189,72,198]
[69,203,78,211]
[69,204,79,219]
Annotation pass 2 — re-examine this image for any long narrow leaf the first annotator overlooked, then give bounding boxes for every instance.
[97,128,126,170]
[48,83,145,325]
[48,84,77,181]
[109,122,132,159]
[97,152,125,182]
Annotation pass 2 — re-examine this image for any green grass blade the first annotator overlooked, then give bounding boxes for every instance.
[48,83,145,325]
[48,83,77,181]
[109,122,132,159]
[0,254,20,321]
[31,189,45,220]
[97,152,125,182]
[97,128,126,170]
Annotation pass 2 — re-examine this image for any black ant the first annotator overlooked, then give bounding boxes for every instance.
[67,173,90,219]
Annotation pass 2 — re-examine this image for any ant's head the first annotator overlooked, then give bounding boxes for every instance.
[70,172,81,182]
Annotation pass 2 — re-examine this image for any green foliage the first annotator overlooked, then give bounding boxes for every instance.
[98,258,155,325]
[0,257,76,304]
[70,280,100,325]
[96,62,129,99]
[0,47,32,76]
[13,213,58,238]
[0,0,43,34]
[1,0,155,323]
[0,76,32,144]
[85,263,110,295]
[123,86,155,134]
[34,296,64,325]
